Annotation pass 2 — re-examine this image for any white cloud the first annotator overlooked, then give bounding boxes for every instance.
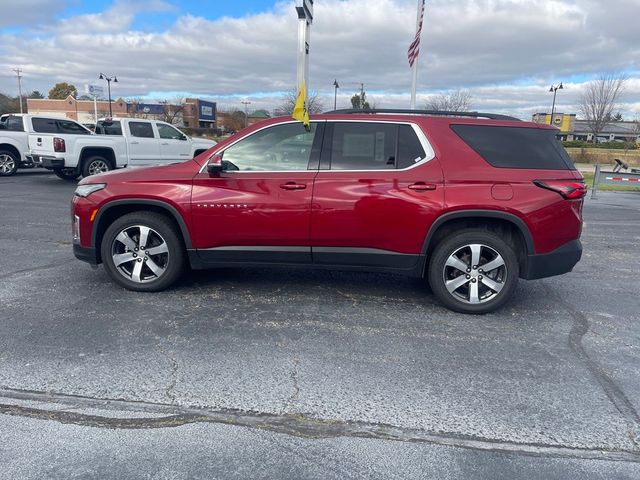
[0,0,638,118]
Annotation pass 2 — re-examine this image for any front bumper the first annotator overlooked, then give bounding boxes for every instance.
[523,239,582,280]
[29,154,66,169]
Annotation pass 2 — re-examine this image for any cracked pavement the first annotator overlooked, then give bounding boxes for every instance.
[1,170,640,479]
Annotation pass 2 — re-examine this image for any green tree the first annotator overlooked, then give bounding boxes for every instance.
[48,82,78,99]
[28,91,44,99]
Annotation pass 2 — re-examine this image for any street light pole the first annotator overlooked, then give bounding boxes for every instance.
[333,79,339,110]
[99,73,118,117]
[13,68,23,114]
[241,100,251,128]
[549,82,563,126]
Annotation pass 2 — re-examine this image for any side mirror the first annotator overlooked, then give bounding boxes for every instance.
[207,153,225,176]
[180,134,187,141]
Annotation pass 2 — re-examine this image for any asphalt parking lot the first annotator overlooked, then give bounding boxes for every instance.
[1,169,640,479]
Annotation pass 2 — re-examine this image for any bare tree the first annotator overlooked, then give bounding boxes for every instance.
[578,73,627,141]
[425,89,473,112]
[219,109,246,133]
[160,96,184,125]
[274,89,325,116]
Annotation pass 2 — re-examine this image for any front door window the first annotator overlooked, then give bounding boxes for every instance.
[221,123,317,171]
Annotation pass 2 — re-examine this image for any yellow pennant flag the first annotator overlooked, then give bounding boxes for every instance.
[292,82,310,131]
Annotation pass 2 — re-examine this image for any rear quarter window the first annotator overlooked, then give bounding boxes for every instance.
[451,125,575,170]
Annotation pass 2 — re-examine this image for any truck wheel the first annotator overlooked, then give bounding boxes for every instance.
[53,168,80,181]
[0,150,19,176]
[427,229,519,314]
[101,212,185,292]
[82,156,112,177]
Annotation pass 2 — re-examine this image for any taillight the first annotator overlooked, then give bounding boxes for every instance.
[54,137,66,152]
[534,180,587,199]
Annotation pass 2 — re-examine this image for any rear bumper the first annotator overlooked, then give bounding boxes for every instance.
[523,239,582,280]
[29,154,66,169]
[73,243,98,265]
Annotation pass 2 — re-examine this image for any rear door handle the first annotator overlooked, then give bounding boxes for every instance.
[408,182,437,191]
[161,142,169,145]
[130,141,140,145]
[280,182,307,190]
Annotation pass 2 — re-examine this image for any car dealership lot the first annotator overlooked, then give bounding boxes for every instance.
[1,170,640,479]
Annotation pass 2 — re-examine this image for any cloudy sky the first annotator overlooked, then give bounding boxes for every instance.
[0,0,639,119]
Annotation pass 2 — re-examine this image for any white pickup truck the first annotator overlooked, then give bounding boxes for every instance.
[28,117,217,180]
[0,113,79,176]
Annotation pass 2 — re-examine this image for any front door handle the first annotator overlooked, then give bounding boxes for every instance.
[408,182,437,191]
[130,141,140,145]
[280,182,307,190]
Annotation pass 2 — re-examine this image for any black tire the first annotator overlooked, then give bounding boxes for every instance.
[427,229,519,314]
[53,168,81,181]
[100,212,185,292]
[82,155,112,178]
[0,149,19,176]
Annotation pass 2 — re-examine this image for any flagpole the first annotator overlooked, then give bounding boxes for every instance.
[410,0,422,109]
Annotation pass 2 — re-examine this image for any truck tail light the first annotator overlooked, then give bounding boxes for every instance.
[534,180,587,199]
[54,137,66,152]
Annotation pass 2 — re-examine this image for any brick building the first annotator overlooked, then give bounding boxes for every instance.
[27,96,128,123]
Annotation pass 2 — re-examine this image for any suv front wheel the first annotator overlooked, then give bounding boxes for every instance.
[428,229,519,314]
[101,212,185,292]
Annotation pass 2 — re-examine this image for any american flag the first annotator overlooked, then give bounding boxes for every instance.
[407,0,425,67]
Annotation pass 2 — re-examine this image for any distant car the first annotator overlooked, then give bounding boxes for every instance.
[28,117,216,180]
[72,109,586,314]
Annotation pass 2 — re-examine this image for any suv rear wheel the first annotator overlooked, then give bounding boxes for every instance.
[101,212,185,292]
[428,229,519,314]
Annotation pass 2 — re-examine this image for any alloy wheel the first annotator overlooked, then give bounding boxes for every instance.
[111,225,170,283]
[87,159,110,176]
[0,153,16,174]
[442,243,507,305]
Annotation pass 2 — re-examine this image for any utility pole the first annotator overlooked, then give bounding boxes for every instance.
[333,80,339,110]
[241,100,251,128]
[13,68,23,114]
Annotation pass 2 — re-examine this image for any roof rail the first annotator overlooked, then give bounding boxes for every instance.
[324,108,521,122]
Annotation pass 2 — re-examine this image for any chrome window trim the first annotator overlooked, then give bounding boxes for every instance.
[198,119,435,174]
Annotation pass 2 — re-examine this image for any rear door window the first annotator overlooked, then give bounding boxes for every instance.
[31,118,59,133]
[451,125,575,170]
[58,120,90,134]
[95,121,122,136]
[329,122,397,170]
[129,121,155,138]
[32,118,90,134]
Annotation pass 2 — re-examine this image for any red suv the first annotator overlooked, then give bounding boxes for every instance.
[72,110,585,313]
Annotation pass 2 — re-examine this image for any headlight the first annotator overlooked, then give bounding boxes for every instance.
[74,183,106,197]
